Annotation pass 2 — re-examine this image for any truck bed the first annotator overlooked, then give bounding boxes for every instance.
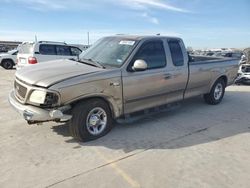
[190,55,238,64]
[184,55,239,99]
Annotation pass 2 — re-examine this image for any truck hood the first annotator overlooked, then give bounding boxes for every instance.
[15,59,104,87]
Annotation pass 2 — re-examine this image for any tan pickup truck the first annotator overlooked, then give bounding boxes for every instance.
[9,36,239,141]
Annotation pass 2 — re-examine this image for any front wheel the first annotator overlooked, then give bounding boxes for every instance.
[204,79,225,105]
[69,99,114,142]
[2,60,14,69]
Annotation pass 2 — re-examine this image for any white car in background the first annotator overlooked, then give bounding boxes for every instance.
[0,50,18,69]
[17,41,82,69]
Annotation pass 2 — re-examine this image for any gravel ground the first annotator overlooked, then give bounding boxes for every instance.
[0,67,249,188]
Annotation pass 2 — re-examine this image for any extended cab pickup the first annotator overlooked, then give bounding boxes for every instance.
[9,36,239,141]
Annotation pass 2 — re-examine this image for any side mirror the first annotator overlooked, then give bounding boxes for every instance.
[132,59,147,71]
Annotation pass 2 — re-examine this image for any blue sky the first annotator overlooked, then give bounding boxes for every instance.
[0,0,250,49]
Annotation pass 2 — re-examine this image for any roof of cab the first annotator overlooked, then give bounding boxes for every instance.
[107,35,182,41]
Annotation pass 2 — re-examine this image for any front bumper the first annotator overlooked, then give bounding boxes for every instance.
[8,90,72,122]
[239,74,250,82]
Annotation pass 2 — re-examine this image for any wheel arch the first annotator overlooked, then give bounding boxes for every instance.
[68,95,122,119]
[2,58,15,65]
[218,75,228,86]
[209,75,228,91]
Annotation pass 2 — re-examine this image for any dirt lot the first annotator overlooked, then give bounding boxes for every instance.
[0,67,250,188]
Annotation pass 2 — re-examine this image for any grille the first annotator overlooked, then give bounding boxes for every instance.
[242,66,250,73]
[14,81,27,100]
[246,67,250,73]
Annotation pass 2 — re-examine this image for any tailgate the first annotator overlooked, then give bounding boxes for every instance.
[17,53,31,65]
[17,42,34,65]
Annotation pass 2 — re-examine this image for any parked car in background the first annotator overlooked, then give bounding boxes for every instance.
[235,49,250,84]
[237,63,250,84]
[9,36,239,141]
[17,41,82,69]
[70,44,90,51]
[0,49,18,69]
[0,45,8,52]
[205,52,214,56]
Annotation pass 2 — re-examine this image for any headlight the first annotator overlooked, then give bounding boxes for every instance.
[29,90,59,107]
[29,90,47,104]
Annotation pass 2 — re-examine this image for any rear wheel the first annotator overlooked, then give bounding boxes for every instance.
[69,99,114,142]
[204,78,225,105]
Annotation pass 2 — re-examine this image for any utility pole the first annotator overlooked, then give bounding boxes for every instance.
[35,35,38,42]
[87,32,89,45]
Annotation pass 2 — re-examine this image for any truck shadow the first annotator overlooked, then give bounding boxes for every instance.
[51,89,250,153]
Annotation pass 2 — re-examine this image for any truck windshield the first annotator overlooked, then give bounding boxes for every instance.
[79,37,137,68]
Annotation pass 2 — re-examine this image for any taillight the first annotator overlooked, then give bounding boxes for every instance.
[28,57,37,64]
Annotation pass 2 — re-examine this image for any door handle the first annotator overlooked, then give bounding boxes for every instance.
[164,74,172,80]
[110,82,120,87]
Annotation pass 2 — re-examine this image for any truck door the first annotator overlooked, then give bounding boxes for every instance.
[122,40,169,114]
[164,39,189,103]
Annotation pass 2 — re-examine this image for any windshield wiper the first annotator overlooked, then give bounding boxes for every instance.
[81,58,105,69]
[71,58,105,69]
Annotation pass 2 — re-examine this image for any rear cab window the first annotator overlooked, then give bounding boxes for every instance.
[168,40,184,66]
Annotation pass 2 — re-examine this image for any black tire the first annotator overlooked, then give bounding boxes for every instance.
[242,81,250,85]
[204,78,226,105]
[1,60,14,69]
[69,99,114,142]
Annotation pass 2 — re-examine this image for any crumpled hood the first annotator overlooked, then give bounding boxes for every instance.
[15,59,103,87]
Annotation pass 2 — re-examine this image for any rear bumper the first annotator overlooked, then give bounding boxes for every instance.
[16,64,28,70]
[8,90,72,122]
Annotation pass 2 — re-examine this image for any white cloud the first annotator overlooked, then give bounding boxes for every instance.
[118,0,189,13]
[3,0,188,12]
[0,29,181,44]
[141,12,159,24]
[3,0,93,10]
[0,29,117,44]
[3,0,189,25]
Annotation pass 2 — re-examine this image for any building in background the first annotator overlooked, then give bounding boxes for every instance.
[0,41,22,52]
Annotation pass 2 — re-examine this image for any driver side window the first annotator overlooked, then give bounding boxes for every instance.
[133,40,167,70]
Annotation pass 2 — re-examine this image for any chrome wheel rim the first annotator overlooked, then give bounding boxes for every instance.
[214,83,223,100]
[86,107,107,135]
